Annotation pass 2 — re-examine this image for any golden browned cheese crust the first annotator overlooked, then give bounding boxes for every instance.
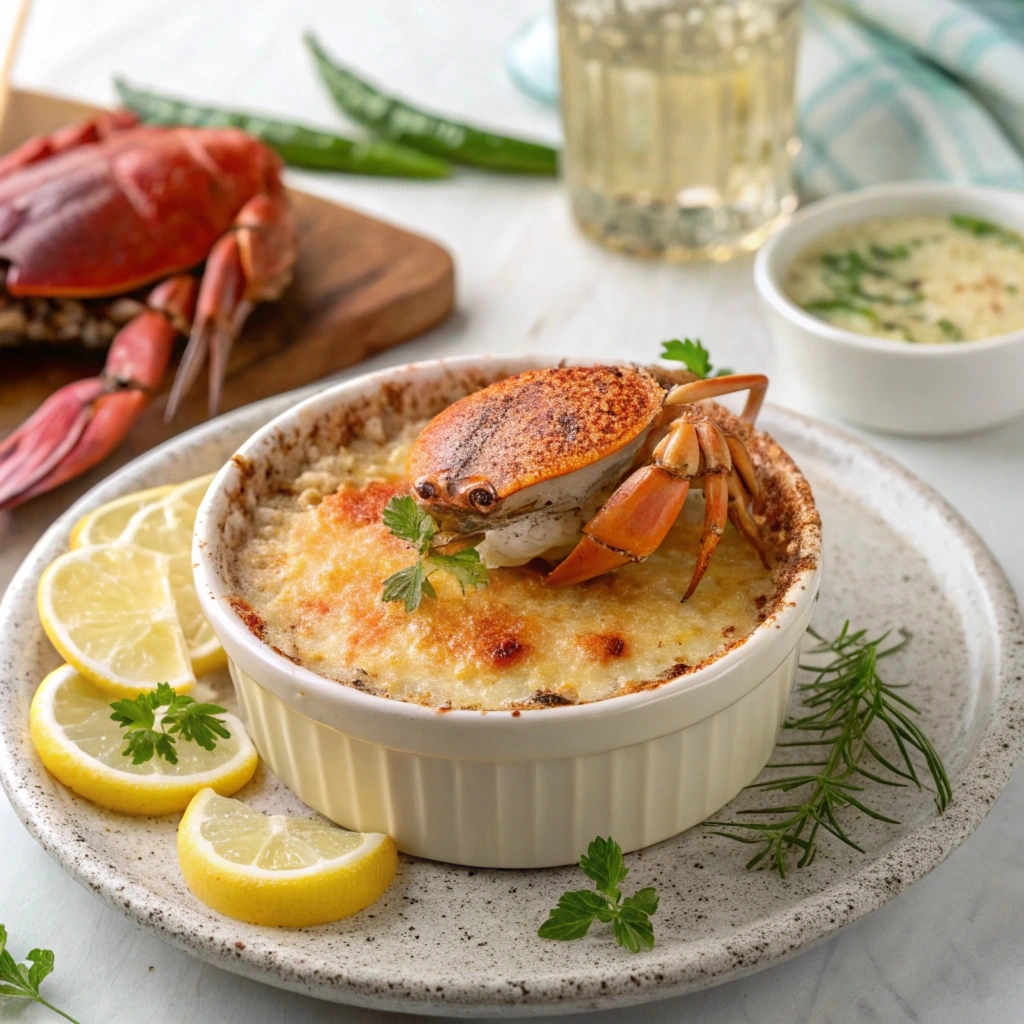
[405,365,665,499]
[230,417,786,711]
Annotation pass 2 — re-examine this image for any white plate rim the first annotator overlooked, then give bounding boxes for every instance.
[1,385,1021,1017]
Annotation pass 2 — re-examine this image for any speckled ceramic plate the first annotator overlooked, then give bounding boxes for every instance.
[1,388,1021,1018]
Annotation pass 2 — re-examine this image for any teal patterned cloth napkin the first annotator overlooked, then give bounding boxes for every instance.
[505,0,1024,197]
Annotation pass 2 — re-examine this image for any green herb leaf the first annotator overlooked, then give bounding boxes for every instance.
[820,249,889,279]
[110,685,230,766]
[536,890,608,941]
[539,837,657,952]
[949,213,1024,250]
[660,338,732,379]
[427,548,489,595]
[0,925,80,1023]
[579,835,629,897]
[705,622,951,876]
[622,887,659,917]
[165,700,231,751]
[382,560,432,613]
[612,910,656,953]
[937,318,964,342]
[869,243,909,261]
[382,494,436,554]
[380,496,488,612]
[803,298,880,322]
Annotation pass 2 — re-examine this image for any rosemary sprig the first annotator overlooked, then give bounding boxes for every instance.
[705,622,951,877]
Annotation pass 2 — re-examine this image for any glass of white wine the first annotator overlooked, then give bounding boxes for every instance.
[557,0,801,262]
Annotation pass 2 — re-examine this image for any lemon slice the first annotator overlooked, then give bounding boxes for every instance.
[120,472,215,555]
[30,665,257,815]
[38,544,195,696]
[177,789,398,926]
[69,484,176,549]
[118,472,224,674]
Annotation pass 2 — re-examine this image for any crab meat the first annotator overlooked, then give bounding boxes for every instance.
[406,363,770,599]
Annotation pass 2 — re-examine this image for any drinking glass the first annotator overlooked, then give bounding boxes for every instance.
[557,0,801,261]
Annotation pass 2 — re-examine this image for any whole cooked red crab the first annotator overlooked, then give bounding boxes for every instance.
[0,111,297,509]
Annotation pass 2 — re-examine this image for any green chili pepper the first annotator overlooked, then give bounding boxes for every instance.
[114,78,451,179]
[304,33,558,175]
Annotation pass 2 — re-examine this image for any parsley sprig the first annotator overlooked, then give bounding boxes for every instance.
[110,682,231,765]
[705,622,951,877]
[0,924,80,1023]
[538,837,658,953]
[380,495,488,613]
[660,338,733,379]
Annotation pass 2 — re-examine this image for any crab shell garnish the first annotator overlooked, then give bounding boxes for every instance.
[406,366,665,561]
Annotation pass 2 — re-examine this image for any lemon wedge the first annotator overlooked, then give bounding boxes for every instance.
[29,665,257,815]
[38,544,195,696]
[119,473,224,674]
[177,789,398,926]
[69,484,176,549]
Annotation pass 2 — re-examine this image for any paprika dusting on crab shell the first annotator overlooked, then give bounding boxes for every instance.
[406,365,665,504]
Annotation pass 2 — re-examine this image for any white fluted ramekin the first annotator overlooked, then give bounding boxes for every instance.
[755,182,1024,436]
[194,356,822,868]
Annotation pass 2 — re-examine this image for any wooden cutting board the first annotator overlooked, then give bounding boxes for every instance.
[0,87,455,452]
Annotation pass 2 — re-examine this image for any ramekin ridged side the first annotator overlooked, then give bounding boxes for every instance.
[194,355,822,868]
[228,648,799,868]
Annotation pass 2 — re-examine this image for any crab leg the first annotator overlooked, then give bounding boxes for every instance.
[546,419,700,587]
[165,193,297,419]
[0,276,196,510]
[0,110,138,179]
[727,472,769,567]
[681,421,732,601]
[665,373,768,424]
[724,433,760,508]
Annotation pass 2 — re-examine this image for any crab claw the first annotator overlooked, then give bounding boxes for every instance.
[165,193,296,420]
[547,420,701,588]
[0,305,179,510]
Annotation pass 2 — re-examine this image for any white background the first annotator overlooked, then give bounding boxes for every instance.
[1,1,1022,1021]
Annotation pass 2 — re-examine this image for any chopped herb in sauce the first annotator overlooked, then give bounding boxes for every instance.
[869,242,910,261]
[937,318,964,341]
[950,214,1024,251]
[803,298,878,322]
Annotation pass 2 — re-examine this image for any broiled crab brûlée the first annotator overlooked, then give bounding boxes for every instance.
[226,361,819,711]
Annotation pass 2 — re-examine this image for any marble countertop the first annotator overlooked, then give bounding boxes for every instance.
[1,1,1022,1021]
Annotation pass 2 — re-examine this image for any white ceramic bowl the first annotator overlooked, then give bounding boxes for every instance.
[755,182,1024,436]
[193,356,822,868]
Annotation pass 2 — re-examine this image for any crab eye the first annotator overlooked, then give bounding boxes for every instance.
[468,486,496,510]
[416,480,437,500]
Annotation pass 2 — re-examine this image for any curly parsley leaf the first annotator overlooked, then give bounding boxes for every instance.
[538,837,658,953]
[579,834,629,897]
[0,925,80,1023]
[660,338,733,379]
[110,685,229,766]
[382,494,436,554]
[165,699,232,751]
[428,549,489,595]
[381,560,435,613]
[381,496,488,612]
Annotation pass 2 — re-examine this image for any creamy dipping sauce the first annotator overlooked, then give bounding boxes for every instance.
[785,214,1024,343]
[229,420,781,711]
